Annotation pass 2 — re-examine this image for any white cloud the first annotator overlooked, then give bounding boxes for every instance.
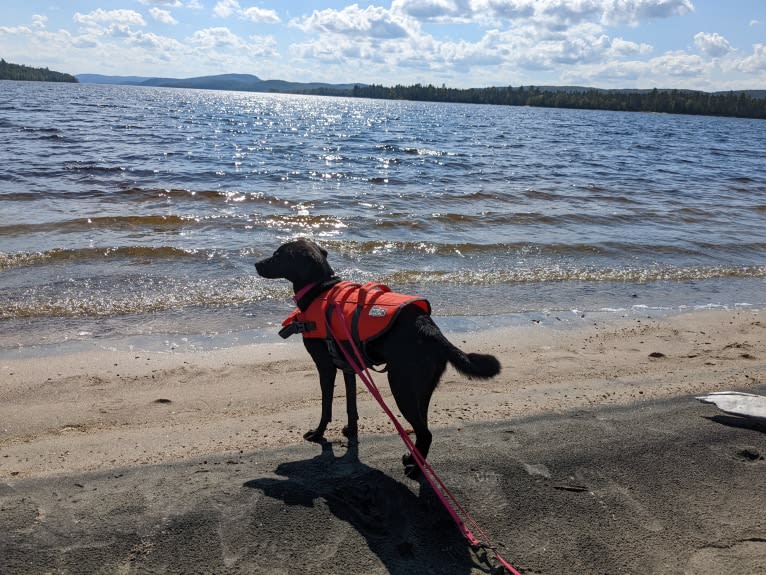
[609,37,652,57]
[293,5,412,39]
[392,0,475,23]
[140,0,183,6]
[32,14,48,29]
[185,26,278,57]
[214,1,280,23]
[246,35,279,57]
[188,26,242,48]
[126,30,183,51]
[149,8,178,25]
[394,0,694,28]
[0,24,32,35]
[214,0,240,19]
[73,9,147,28]
[650,50,705,77]
[738,44,766,73]
[694,32,733,58]
[600,0,694,26]
[241,7,281,24]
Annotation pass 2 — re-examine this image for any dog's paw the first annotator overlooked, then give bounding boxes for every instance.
[404,462,421,480]
[342,423,358,438]
[303,428,326,442]
[402,453,422,480]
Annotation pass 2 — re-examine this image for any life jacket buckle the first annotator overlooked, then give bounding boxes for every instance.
[278,320,317,339]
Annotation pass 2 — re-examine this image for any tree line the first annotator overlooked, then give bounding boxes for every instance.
[298,83,766,120]
[0,59,78,83]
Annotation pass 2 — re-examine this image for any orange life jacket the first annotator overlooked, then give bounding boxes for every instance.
[281,281,430,365]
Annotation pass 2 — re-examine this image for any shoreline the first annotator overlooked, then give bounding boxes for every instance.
[2,300,762,358]
[1,307,763,481]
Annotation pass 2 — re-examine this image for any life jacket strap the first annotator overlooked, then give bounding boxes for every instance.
[278,320,317,339]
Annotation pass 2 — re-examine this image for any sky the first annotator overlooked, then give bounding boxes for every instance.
[1,1,765,90]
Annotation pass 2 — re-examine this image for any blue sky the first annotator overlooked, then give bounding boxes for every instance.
[2,1,765,90]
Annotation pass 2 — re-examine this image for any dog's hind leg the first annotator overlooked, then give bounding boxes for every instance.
[342,370,358,438]
[303,339,337,442]
[387,366,441,479]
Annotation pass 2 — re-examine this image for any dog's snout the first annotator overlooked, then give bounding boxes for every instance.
[255,256,279,279]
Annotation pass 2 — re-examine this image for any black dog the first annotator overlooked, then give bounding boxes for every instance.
[255,238,500,478]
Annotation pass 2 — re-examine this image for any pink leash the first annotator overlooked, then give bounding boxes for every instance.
[332,305,522,575]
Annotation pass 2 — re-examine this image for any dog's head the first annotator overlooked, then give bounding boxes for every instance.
[255,238,335,286]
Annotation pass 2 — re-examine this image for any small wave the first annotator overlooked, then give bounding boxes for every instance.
[37,133,66,140]
[523,189,562,201]
[313,210,639,230]
[676,206,718,223]
[86,214,195,228]
[401,147,447,157]
[0,214,203,236]
[322,240,614,257]
[584,192,641,205]
[64,162,126,173]
[383,265,766,286]
[1,276,285,320]
[549,185,642,206]
[436,190,513,204]
[119,185,291,206]
[0,246,203,270]
[20,126,61,134]
[259,214,348,231]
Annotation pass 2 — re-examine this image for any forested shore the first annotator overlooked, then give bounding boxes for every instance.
[305,83,766,119]
[0,59,78,83]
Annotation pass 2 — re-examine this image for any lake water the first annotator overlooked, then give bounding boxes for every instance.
[1,81,764,352]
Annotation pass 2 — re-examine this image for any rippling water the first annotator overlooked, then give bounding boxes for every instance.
[1,81,764,350]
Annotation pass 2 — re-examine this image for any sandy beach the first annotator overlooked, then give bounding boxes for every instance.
[1,308,765,573]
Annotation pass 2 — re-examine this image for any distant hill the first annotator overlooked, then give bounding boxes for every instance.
[76,72,359,93]
[1,59,78,83]
[715,89,766,99]
[139,73,263,90]
[76,74,151,85]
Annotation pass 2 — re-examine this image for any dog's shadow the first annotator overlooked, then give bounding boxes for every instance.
[706,414,766,433]
[243,440,482,574]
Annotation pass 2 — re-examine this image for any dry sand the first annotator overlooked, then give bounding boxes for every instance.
[1,308,765,573]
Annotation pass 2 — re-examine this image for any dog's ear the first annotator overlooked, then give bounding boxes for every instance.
[289,239,334,281]
[315,244,334,278]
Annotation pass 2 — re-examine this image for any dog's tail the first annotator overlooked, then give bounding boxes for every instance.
[446,346,501,379]
[418,315,501,379]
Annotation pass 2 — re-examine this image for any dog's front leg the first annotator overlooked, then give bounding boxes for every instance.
[304,339,336,442]
[342,370,358,438]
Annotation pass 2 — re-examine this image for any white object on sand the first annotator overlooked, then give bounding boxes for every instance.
[696,391,766,420]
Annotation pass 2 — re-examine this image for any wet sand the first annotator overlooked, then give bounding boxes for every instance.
[1,309,764,573]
